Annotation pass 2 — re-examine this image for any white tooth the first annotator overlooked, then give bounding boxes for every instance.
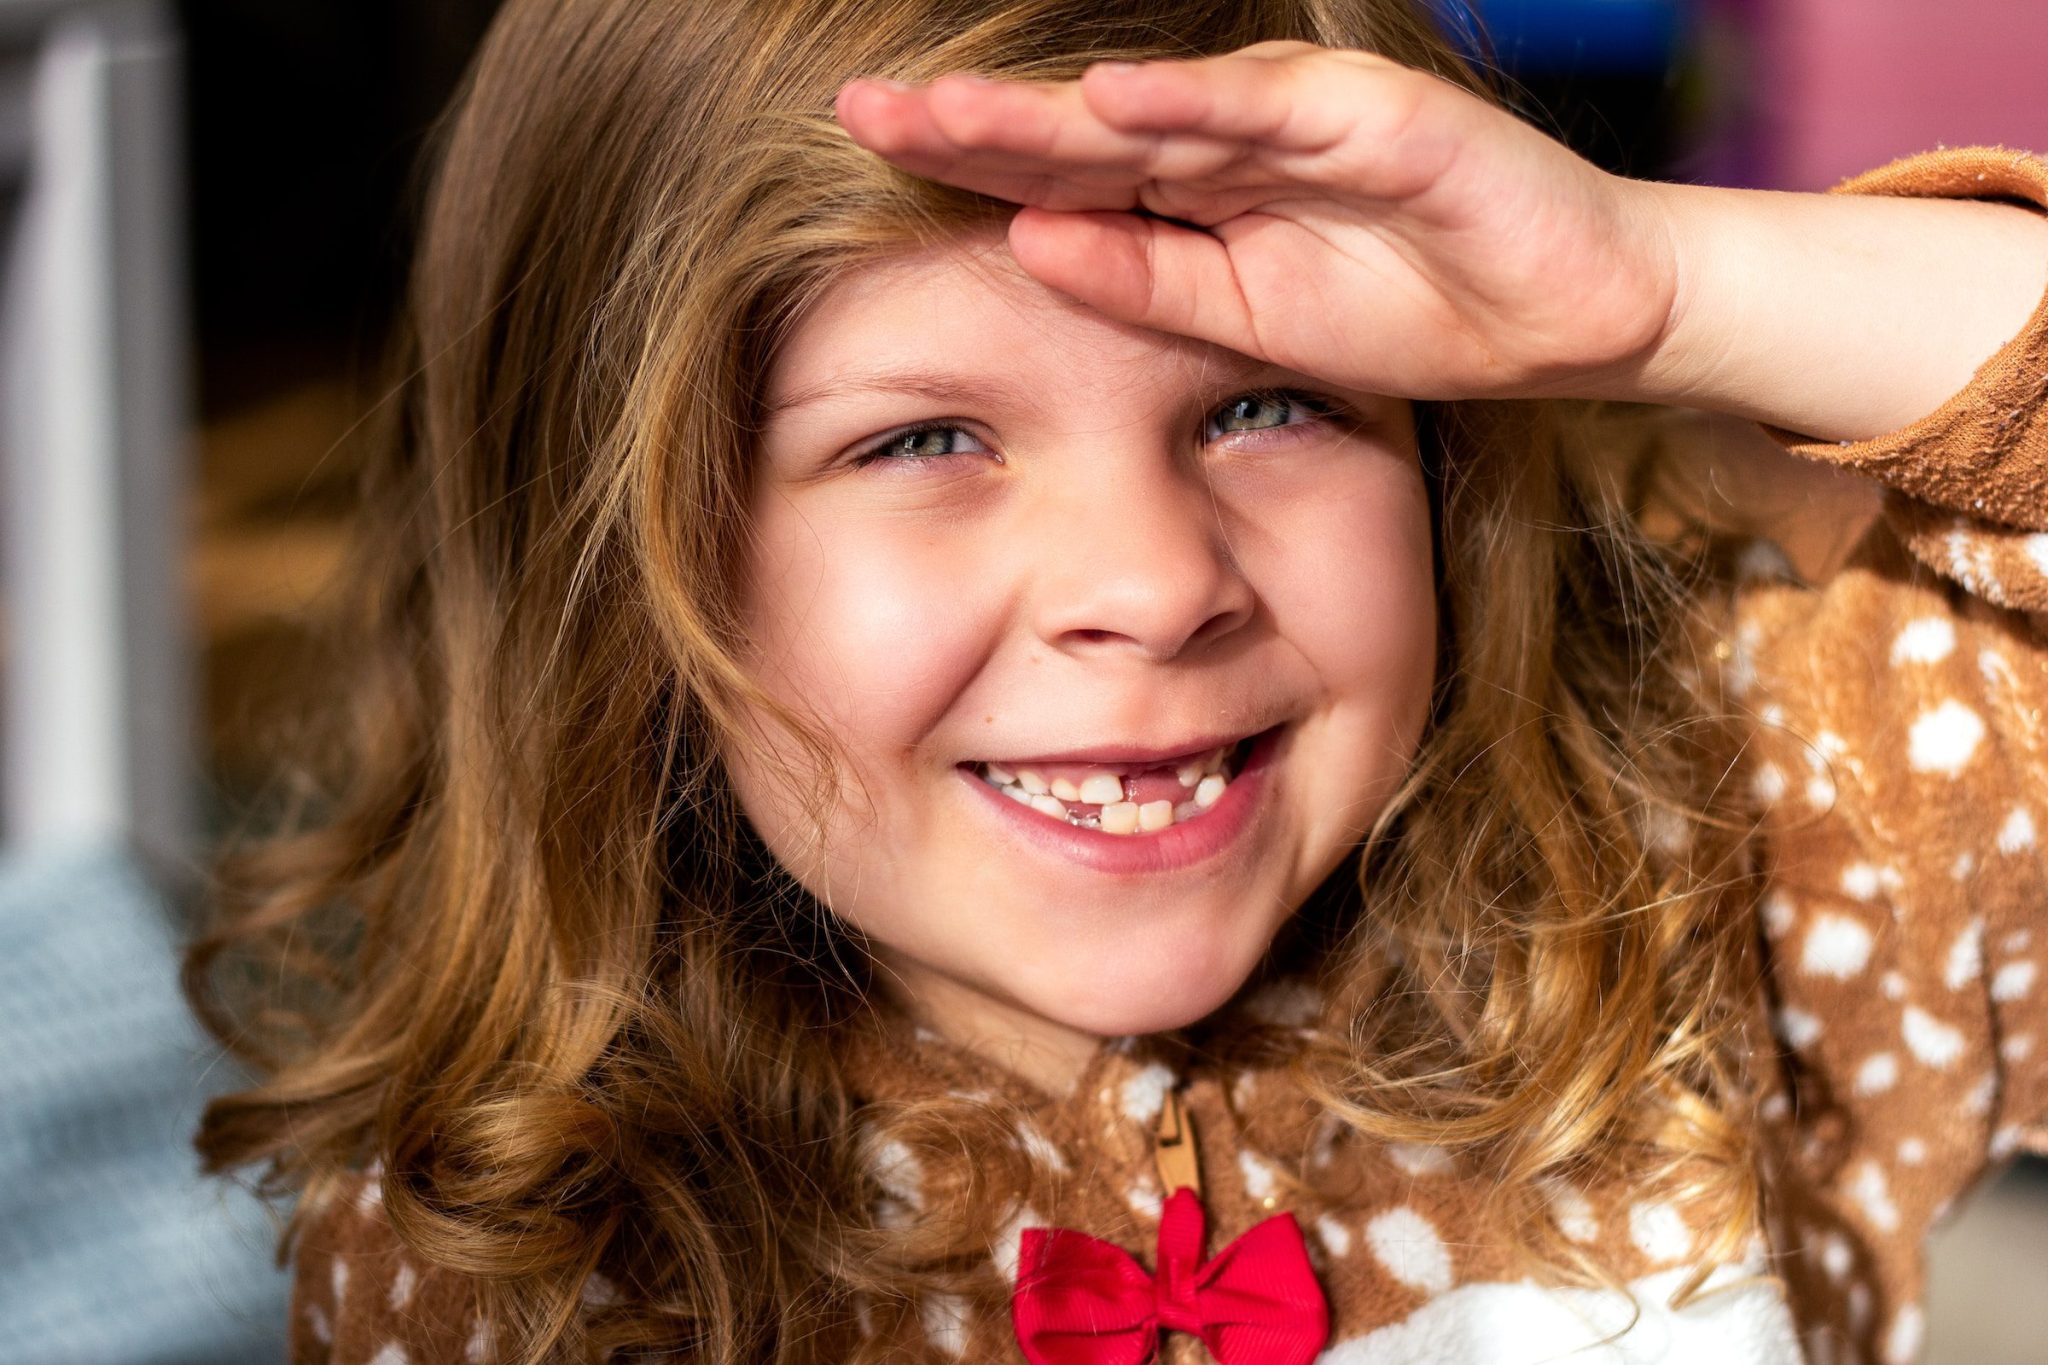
[1029,793,1068,819]
[1005,784,1034,805]
[1194,774,1226,809]
[1050,777,1082,802]
[1099,801,1141,835]
[1138,800,1175,832]
[1018,769,1050,795]
[1175,761,1204,788]
[986,763,1016,786]
[1078,773,1125,805]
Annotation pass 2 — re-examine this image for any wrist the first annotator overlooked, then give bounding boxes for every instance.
[1575,177,1725,410]
[1572,175,2048,442]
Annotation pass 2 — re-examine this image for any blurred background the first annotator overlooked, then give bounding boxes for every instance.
[0,1,2040,1360]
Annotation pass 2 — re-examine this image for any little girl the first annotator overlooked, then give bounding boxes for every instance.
[185,1,2048,1362]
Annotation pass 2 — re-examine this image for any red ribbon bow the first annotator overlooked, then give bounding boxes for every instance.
[1010,1187,1330,1365]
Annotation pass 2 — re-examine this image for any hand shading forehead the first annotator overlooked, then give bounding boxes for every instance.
[761,232,1285,424]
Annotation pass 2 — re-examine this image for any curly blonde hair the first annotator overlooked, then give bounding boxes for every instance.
[186,1,1771,1360]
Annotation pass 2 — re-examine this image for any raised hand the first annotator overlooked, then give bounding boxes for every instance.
[833,41,1682,404]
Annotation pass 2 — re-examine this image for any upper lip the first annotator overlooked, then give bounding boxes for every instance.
[968,726,1271,769]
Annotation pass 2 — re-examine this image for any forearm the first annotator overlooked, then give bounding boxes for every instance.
[1610,178,2048,443]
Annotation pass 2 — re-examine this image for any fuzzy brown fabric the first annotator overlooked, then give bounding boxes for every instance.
[285,148,2048,1365]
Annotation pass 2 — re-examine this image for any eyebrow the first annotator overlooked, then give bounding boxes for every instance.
[762,352,1282,421]
[763,369,1029,419]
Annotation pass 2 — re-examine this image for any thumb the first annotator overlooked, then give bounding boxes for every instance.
[1005,206,1261,354]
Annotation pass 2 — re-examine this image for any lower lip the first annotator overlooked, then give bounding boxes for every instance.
[959,727,1282,876]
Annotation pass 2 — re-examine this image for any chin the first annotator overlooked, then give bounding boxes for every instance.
[1026,930,1269,1040]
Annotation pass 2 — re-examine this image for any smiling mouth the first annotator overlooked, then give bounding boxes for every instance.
[969,733,1262,835]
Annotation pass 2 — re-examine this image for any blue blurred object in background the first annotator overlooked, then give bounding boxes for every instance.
[1434,0,1688,72]
[0,847,286,1365]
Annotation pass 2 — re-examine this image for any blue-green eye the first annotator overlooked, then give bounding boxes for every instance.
[851,423,987,467]
[1206,390,1335,438]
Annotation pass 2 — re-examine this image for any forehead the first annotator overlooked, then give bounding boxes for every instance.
[764,230,1270,415]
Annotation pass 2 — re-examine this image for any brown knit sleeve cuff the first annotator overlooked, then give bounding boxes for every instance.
[1758,147,2048,608]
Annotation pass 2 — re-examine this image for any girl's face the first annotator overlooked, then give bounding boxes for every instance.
[730,231,1435,1087]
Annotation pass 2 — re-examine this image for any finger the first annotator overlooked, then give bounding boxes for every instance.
[838,74,1250,211]
[1078,47,1416,159]
[1004,207,1263,359]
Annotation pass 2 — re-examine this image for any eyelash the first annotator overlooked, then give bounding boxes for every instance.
[847,389,1342,469]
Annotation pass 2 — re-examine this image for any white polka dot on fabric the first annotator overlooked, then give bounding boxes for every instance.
[1854,1053,1899,1097]
[464,1319,493,1365]
[367,1346,410,1365]
[1802,914,1875,978]
[1882,971,1908,1001]
[1775,1006,1823,1050]
[1385,1143,1452,1177]
[1890,617,1956,665]
[1237,1149,1280,1202]
[1627,1200,1693,1264]
[1542,1180,1598,1244]
[1840,863,1885,901]
[920,1292,971,1359]
[388,1261,416,1312]
[304,1302,332,1346]
[992,1206,1037,1281]
[1907,700,1986,776]
[1125,1171,1162,1221]
[1118,1063,1174,1126]
[1964,1072,1997,1116]
[1897,1137,1928,1166]
[356,1176,384,1216]
[1315,1214,1354,1258]
[1884,1304,1925,1365]
[332,1258,349,1308]
[868,1137,925,1211]
[1366,1207,1453,1295]
[1997,806,2038,853]
[1751,762,1788,803]
[1820,1232,1854,1281]
[1944,920,1985,991]
[1992,960,2037,1002]
[2027,533,2048,578]
[1849,1162,1900,1233]
[1012,1119,1069,1175]
[1991,1125,2025,1160]
[1951,850,1979,881]
[2002,1033,2036,1064]
[1761,890,1798,938]
[1903,1006,1966,1068]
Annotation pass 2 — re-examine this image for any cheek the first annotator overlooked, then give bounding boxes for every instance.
[734,492,1001,795]
[1237,454,1438,704]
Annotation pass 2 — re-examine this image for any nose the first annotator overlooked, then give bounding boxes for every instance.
[1027,461,1257,662]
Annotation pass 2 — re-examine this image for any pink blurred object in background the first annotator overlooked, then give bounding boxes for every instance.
[1739,0,2048,189]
